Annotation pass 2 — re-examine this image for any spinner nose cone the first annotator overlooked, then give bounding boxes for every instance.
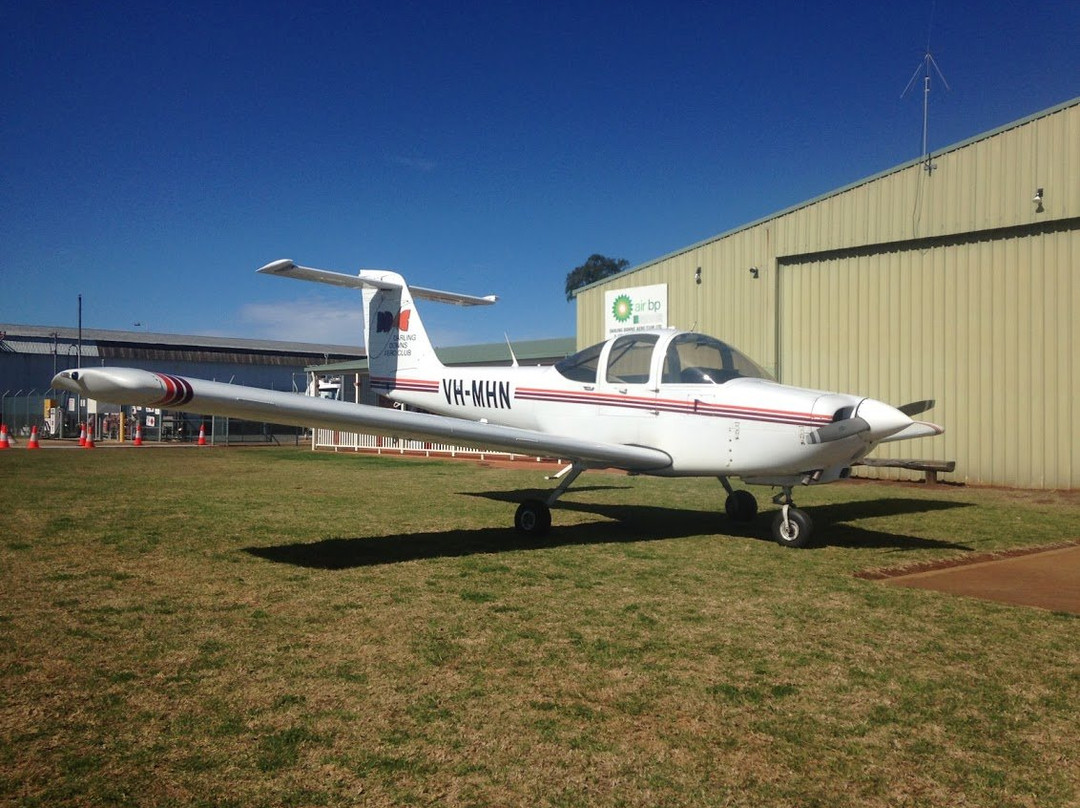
[855,398,913,441]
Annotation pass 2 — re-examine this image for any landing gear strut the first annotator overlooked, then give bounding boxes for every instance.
[513,462,586,536]
[770,487,814,548]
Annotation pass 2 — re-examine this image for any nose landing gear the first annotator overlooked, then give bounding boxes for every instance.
[771,487,814,548]
[721,477,815,548]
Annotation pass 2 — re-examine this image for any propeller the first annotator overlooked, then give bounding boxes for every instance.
[806,416,870,444]
[808,398,934,445]
[898,399,935,417]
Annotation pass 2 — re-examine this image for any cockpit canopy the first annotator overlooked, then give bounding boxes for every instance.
[554,331,772,386]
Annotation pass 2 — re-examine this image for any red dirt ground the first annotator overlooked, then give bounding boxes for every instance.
[862,543,1080,614]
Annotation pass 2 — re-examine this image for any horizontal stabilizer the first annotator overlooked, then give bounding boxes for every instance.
[256,259,497,306]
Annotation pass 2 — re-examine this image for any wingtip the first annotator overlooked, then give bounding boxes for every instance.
[256,258,296,275]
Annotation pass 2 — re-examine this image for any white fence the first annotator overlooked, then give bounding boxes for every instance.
[312,428,555,463]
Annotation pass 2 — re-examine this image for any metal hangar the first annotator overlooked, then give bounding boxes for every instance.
[573,97,1079,488]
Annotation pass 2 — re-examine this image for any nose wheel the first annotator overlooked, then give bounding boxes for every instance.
[771,488,814,548]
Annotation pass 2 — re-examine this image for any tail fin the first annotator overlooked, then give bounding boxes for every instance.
[256,258,497,385]
[359,270,443,381]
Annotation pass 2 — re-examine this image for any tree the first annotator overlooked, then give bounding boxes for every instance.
[564,254,629,301]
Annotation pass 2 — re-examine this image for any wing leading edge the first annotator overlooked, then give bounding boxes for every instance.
[51,367,672,472]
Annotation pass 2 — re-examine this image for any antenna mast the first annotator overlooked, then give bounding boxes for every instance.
[901,4,950,173]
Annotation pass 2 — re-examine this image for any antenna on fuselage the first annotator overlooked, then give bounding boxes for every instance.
[504,334,520,367]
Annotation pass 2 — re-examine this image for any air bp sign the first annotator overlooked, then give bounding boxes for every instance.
[604,284,668,336]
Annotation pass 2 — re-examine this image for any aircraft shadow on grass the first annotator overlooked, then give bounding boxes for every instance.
[242,489,974,570]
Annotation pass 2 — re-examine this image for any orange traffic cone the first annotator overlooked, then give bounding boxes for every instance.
[133,422,143,446]
[0,424,9,449]
[78,423,87,446]
[197,423,207,446]
[84,422,96,449]
[27,425,41,449]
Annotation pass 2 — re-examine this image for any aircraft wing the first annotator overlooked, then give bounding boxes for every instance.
[52,367,672,472]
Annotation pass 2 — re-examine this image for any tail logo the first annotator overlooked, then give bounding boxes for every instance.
[376,309,411,333]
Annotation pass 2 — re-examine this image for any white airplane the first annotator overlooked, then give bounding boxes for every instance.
[52,259,944,548]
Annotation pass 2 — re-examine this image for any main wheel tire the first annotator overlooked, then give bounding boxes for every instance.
[724,489,759,522]
[771,508,814,548]
[514,499,552,536]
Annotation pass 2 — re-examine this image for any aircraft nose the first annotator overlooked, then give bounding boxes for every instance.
[854,398,913,441]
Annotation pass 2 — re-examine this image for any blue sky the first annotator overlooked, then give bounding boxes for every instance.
[3,1,1077,349]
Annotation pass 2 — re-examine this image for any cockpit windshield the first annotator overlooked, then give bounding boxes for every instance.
[554,341,604,383]
[556,332,771,386]
[662,333,772,384]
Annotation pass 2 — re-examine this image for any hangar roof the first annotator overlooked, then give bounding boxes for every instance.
[573,94,1080,296]
[0,323,363,360]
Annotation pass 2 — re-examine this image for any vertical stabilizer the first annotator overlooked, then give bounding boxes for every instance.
[256,258,497,395]
[359,271,444,387]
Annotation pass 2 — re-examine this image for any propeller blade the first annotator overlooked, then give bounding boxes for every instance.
[807,416,870,445]
[898,399,935,417]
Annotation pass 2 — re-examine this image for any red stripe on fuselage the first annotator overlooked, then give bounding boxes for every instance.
[514,386,829,428]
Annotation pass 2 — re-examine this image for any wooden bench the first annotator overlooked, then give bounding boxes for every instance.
[855,458,957,485]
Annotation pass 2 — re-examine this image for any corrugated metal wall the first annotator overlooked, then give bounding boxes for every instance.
[780,227,1078,487]
[575,97,1080,488]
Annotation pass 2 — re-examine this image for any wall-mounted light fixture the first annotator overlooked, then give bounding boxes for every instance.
[749,267,760,279]
[695,267,702,285]
[1033,187,1044,213]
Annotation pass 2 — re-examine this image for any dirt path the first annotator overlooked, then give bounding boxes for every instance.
[869,544,1080,614]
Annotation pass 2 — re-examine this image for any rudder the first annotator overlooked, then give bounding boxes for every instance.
[359,271,444,387]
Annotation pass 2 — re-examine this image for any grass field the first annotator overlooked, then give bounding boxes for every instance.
[2,447,1078,807]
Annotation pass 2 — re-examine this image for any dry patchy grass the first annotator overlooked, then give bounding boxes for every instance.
[1,447,1078,806]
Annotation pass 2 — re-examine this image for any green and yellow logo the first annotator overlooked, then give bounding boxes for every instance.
[611,294,633,323]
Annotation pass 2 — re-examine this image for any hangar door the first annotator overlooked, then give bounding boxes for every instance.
[778,228,1079,488]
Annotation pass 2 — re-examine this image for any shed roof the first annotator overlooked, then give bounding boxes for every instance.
[0,323,363,358]
[573,95,1080,296]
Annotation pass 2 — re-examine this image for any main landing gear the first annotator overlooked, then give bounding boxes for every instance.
[513,462,586,537]
[515,468,816,548]
[720,477,815,549]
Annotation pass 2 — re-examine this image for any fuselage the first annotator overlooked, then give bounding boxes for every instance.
[378,329,881,480]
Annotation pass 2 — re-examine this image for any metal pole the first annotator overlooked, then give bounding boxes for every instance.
[76,294,83,432]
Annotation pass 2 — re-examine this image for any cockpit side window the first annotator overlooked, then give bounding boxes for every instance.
[554,341,604,384]
[605,334,658,384]
[662,334,772,384]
